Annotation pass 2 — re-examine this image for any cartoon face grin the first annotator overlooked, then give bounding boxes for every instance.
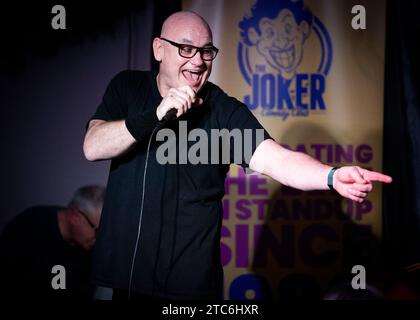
[268,45,295,71]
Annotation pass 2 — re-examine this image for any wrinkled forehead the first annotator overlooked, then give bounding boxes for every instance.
[163,18,213,46]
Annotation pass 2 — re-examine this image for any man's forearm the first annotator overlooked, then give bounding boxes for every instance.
[83,120,137,161]
[249,139,332,191]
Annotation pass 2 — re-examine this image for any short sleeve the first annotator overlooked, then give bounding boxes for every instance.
[225,99,272,168]
[89,70,134,123]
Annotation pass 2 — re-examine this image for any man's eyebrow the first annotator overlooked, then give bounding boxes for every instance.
[181,38,194,44]
[181,38,214,47]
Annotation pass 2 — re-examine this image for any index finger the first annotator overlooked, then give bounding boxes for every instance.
[178,85,196,100]
[363,170,393,183]
[179,85,204,106]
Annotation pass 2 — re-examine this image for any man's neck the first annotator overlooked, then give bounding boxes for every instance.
[156,73,169,98]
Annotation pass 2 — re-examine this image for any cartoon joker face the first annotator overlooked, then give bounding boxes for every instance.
[247,9,310,79]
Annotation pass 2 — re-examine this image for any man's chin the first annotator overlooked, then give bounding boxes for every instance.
[180,74,209,92]
[179,82,201,94]
[193,83,203,93]
[183,80,201,90]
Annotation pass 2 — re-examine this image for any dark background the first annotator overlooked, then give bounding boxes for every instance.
[383,0,419,281]
[0,0,418,295]
[0,1,180,228]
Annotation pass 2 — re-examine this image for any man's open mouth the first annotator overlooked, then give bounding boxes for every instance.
[182,70,203,84]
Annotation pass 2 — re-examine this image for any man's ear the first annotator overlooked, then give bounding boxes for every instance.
[153,37,163,62]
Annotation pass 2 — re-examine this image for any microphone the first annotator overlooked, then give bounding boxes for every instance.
[158,87,209,127]
[160,108,178,124]
[155,108,177,129]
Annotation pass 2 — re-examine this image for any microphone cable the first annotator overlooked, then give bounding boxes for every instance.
[127,120,166,301]
[127,89,208,300]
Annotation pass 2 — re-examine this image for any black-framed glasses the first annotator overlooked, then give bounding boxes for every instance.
[77,209,98,235]
[159,37,219,61]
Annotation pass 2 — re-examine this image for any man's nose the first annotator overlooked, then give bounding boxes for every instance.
[190,51,205,65]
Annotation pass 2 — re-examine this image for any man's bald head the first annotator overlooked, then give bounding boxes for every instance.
[153,11,215,96]
[160,11,212,43]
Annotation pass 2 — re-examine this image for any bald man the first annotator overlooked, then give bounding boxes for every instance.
[83,11,392,301]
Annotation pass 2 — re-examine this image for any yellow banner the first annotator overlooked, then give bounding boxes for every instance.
[183,0,385,299]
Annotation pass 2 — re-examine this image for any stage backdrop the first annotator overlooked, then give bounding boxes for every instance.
[183,0,386,299]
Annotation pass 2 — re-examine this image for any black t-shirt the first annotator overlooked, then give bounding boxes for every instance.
[90,70,271,299]
[0,206,93,300]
